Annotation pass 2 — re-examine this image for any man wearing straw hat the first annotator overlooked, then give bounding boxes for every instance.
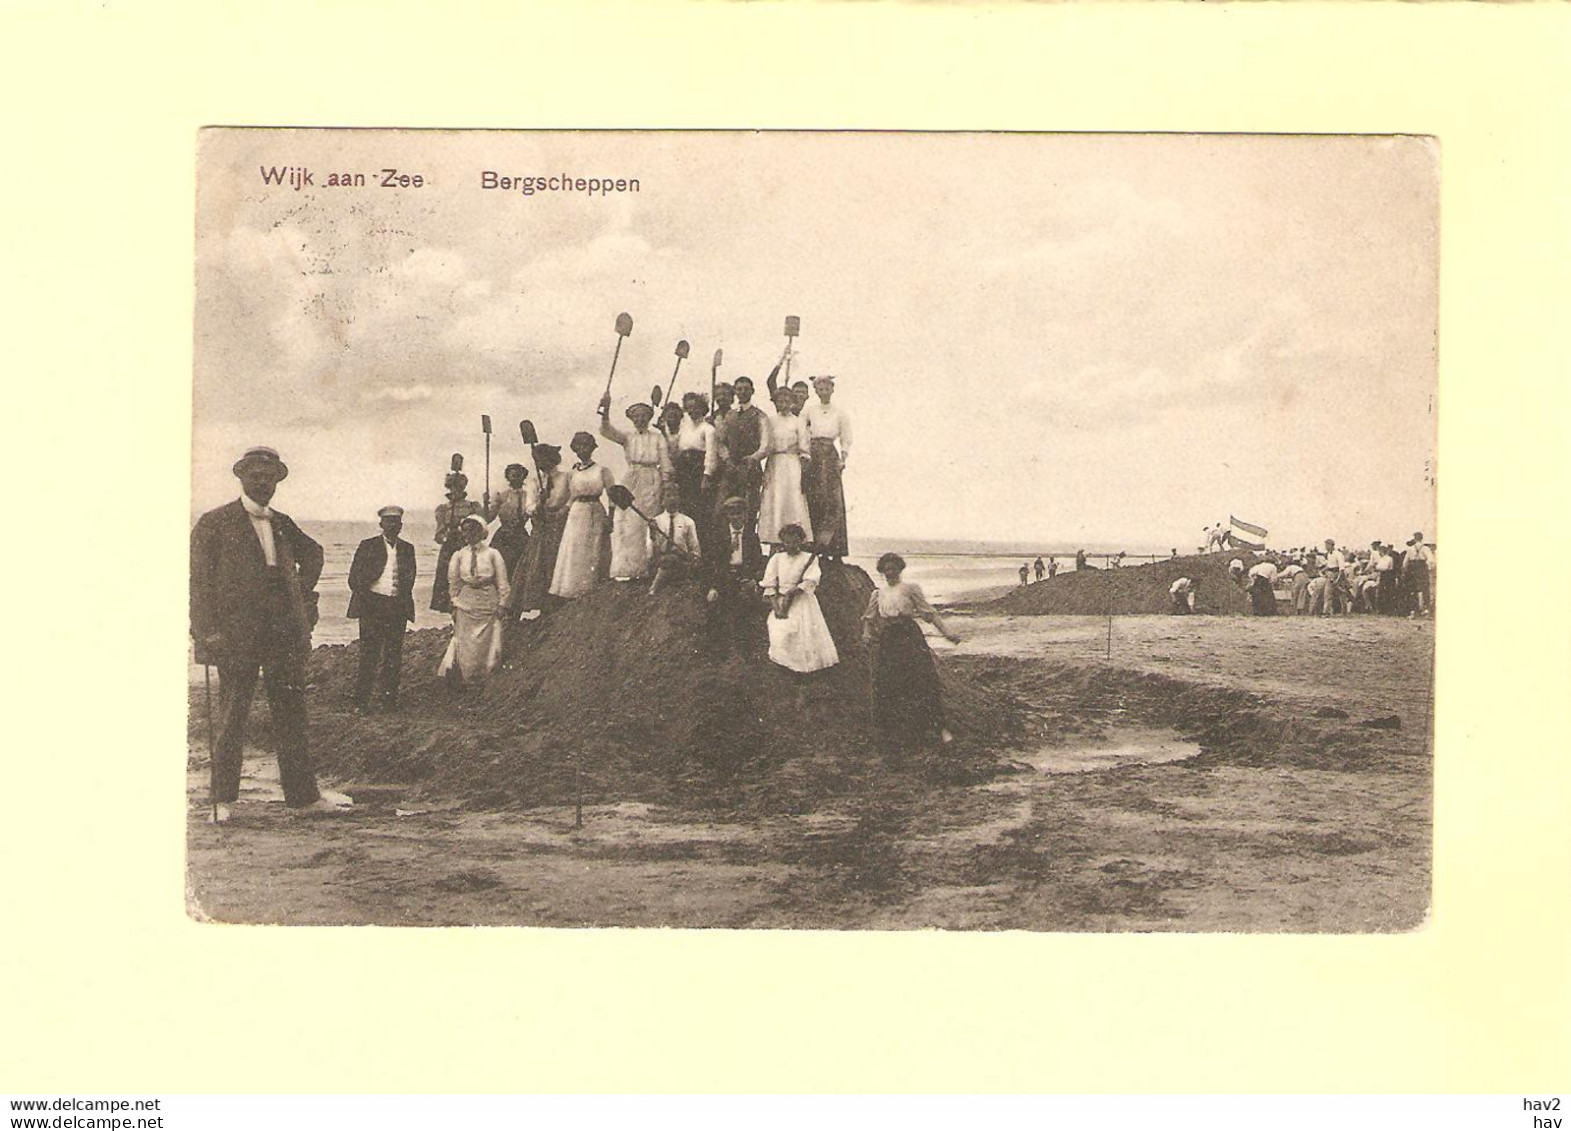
[190,446,350,820]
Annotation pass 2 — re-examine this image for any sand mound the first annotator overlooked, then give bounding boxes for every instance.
[302,562,1023,813]
[974,552,1255,616]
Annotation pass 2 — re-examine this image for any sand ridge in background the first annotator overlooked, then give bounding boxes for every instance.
[976,551,1256,617]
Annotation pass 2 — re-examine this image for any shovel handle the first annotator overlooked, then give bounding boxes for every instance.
[601,335,626,400]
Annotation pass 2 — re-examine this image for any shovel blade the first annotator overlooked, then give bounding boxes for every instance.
[784,315,800,338]
[615,312,634,337]
[518,420,538,445]
[675,339,690,359]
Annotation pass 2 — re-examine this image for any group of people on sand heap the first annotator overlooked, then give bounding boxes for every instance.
[1167,533,1436,617]
[189,367,968,818]
[419,357,860,686]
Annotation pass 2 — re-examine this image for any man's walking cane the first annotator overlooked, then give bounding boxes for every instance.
[202,662,219,824]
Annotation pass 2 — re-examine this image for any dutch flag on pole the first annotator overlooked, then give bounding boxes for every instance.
[1229,515,1268,550]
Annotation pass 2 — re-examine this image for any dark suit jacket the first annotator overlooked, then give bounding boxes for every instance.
[706,522,765,588]
[347,535,417,622]
[190,499,324,665]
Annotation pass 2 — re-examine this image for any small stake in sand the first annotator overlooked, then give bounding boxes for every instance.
[572,749,583,829]
[203,663,219,824]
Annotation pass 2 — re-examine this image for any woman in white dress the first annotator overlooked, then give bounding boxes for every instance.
[755,385,814,548]
[607,487,652,581]
[761,524,839,675]
[549,431,616,599]
[439,513,511,687]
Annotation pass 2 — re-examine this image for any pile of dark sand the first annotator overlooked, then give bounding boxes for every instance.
[301,563,1023,814]
[972,552,1255,617]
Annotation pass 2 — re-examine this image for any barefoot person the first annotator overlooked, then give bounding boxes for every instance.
[761,524,839,678]
[861,551,960,753]
[189,446,349,820]
[346,505,417,713]
[439,514,510,687]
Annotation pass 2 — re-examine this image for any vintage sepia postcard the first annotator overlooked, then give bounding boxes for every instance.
[188,127,1438,931]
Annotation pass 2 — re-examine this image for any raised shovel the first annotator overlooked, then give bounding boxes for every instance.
[782,315,800,384]
[661,340,690,407]
[481,414,492,507]
[600,312,634,401]
[710,347,723,410]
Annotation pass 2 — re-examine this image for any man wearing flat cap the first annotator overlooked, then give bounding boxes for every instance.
[190,447,348,819]
[347,505,418,712]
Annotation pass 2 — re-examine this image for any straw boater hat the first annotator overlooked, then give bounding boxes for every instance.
[233,446,288,481]
[458,513,487,531]
[377,506,404,519]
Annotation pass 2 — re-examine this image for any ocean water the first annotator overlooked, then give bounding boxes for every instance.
[296,519,1167,649]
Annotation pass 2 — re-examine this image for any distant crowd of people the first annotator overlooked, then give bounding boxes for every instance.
[1167,535,1436,617]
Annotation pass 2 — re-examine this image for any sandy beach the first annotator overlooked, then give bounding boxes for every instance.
[186,601,1432,932]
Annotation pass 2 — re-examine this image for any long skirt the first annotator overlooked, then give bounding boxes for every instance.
[511,510,566,613]
[624,461,665,516]
[872,618,945,749]
[674,450,707,520]
[757,453,812,545]
[1249,575,1278,615]
[430,540,458,613]
[438,591,503,684]
[550,499,611,598]
[489,522,531,579]
[766,590,839,673]
[804,437,848,556]
[714,458,762,520]
[609,506,651,579]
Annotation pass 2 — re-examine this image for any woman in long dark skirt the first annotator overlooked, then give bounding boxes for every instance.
[431,471,482,614]
[861,552,962,753]
[504,444,570,620]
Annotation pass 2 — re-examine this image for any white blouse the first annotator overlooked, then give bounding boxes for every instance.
[762,550,821,596]
[802,400,852,452]
[865,581,937,621]
[448,544,511,607]
[676,417,719,475]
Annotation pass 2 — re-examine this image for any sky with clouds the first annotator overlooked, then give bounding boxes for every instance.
[195,130,1437,550]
